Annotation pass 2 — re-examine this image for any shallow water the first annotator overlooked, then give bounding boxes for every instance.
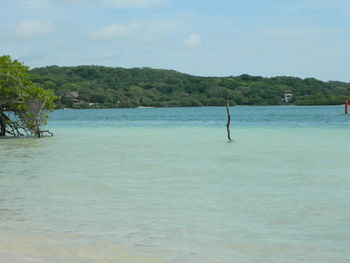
[1,106,350,262]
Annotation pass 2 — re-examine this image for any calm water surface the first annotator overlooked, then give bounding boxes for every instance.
[1,106,350,263]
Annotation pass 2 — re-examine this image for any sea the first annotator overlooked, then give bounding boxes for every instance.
[0,106,349,263]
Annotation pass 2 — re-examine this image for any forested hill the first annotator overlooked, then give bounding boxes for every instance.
[29,65,350,109]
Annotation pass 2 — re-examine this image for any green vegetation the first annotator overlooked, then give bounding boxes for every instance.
[0,56,56,137]
[28,65,350,109]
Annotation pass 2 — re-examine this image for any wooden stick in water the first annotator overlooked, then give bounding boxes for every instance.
[226,99,232,143]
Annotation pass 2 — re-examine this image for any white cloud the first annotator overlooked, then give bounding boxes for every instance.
[104,0,164,8]
[56,0,165,8]
[56,0,88,3]
[90,23,141,41]
[15,19,53,39]
[18,0,51,11]
[184,33,202,48]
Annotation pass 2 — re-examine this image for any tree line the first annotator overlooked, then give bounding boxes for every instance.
[28,65,350,109]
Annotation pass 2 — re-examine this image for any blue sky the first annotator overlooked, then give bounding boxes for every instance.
[1,0,350,81]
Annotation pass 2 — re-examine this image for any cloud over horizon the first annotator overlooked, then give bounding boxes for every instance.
[56,0,165,8]
[15,19,53,39]
[184,34,202,48]
[104,0,165,8]
[90,23,141,41]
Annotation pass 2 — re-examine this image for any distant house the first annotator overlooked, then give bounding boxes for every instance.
[66,91,84,104]
[284,91,293,103]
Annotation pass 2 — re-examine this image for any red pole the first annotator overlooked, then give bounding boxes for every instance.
[345,100,349,114]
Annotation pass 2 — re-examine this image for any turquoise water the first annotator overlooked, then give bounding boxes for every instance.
[1,106,350,262]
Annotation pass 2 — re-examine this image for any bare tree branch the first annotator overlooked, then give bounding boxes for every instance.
[226,98,232,143]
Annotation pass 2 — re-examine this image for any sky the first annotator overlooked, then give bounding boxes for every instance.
[1,0,350,81]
